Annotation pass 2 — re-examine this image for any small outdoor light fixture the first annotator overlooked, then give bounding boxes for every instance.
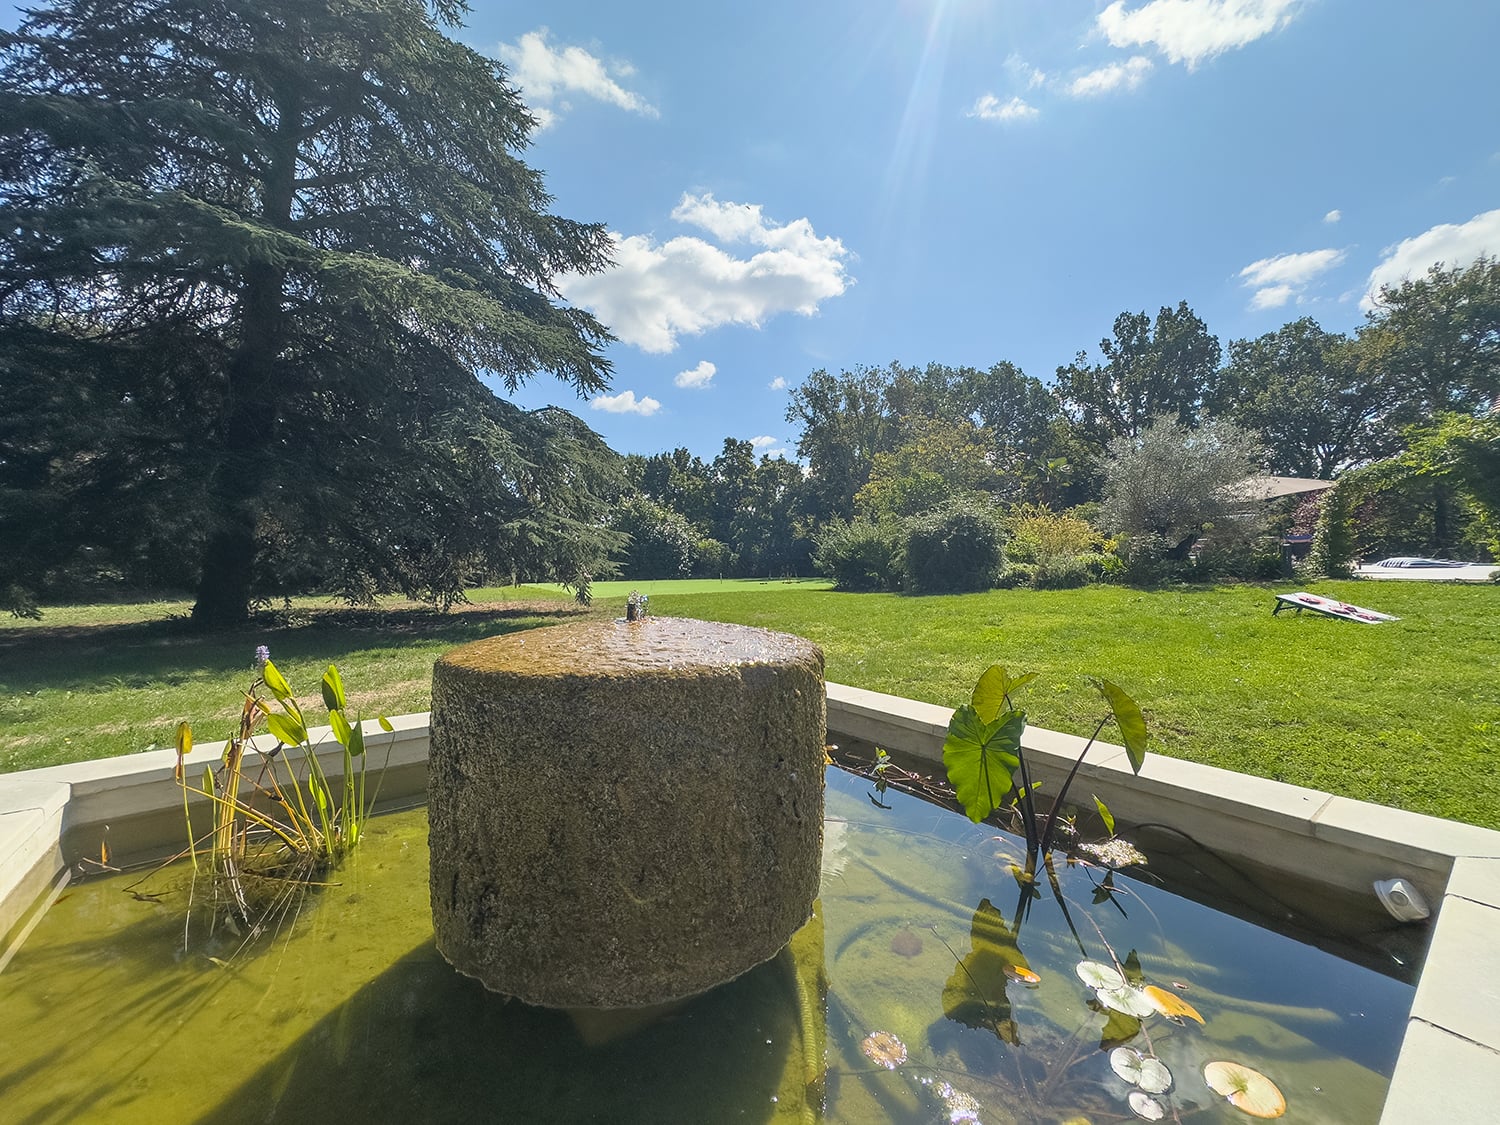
[625,590,648,622]
[1373,877,1431,922]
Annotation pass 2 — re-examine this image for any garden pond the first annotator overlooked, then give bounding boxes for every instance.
[0,766,1416,1123]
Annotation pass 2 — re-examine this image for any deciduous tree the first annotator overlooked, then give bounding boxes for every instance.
[1055,302,1222,450]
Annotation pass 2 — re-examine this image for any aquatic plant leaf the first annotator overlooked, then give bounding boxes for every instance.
[262,659,294,704]
[1092,678,1147,772]
[174,721,192,781]
[1122,949,1144,986]
[348,719,366,758]
[1098,1007,1141,1048]
[265,711,307,748]
[1203,1061,1286,1117]
[1143,984,1204,1024]
[971,665,1037,722]
[1111,1046,1145,1082]
[1098,985,1156,1018]
[1111,1047,1172,1093]
[321,664,346,711]
[328,708,353,747]
[378,715,393,732]
[1076,960,1124,991]
[941,898,1030,1043]
[943,705,1023,823]
[1128,1090,1166,1120]
[311,777,329,818]
[1094,795,1116,836]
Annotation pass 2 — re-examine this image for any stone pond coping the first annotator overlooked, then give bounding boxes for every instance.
[1,684,1496,1121]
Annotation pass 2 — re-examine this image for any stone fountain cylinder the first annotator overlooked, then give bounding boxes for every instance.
[427,616,825,1009]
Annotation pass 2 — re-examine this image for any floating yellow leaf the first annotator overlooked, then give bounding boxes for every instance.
[1203,1060,1286,1118]
[860,1030,907,1070]
[1143,984,1204,1024]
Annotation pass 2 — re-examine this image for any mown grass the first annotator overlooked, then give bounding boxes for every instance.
[651,581,1500,829]
[0,596,603,774]
[505,577,833,600]
[3,580,1497,828]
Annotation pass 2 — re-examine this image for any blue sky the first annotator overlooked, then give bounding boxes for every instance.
[9,2,1500,462]
[477,0,1500,461]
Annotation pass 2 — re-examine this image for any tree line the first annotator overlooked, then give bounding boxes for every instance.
[2,1,1495,620]
[619,259,1499,588]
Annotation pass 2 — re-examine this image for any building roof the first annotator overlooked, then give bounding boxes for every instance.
[1225,475,1338,502]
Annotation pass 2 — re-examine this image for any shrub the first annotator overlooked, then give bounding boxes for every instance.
[1084,552,1124,582]
[1117,533,1190,586]
[1032,555,1092,589]
[691,537,732,577]
[813,518,903,591]
[903,496,1005,593]
[1005,504,1101,563]
[995,562,1037,589]
[1193,542,1285,581]
[1306,483,1355,579]
[610,496,698,579]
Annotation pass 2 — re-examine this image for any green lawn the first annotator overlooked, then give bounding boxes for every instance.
[505,577,832,600]
[650,581,1500,830]
[3,581,1497,829]
[0,595,605,774]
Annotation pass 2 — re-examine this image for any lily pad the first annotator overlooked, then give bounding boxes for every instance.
[1128,1090,1166,1120]
[1203,1060,1287,1118]
[1076,959,1124,990]
[1110,1047,1173,1093]
[1097,984,1157,1019]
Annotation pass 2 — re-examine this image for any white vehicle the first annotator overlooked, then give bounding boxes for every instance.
[1355,556,1499,581]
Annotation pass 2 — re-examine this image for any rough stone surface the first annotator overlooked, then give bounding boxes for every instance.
[428,616,826,1009]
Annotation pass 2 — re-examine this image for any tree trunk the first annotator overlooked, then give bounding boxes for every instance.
[187,91,300,630]
[190,511,257,629]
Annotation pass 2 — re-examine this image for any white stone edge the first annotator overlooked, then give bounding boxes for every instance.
[2,687,1497,1121]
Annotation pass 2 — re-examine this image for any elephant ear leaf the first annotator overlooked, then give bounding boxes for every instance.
[1093,679,1148,773]
[943,705,1024,823]
[971,665,1038,722]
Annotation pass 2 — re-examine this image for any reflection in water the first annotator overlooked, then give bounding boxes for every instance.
[0,769,1413,1123]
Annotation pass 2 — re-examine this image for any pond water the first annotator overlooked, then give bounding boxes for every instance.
[0,767,1414,1123]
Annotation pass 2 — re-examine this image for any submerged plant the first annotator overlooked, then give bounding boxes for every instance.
[941,665,1147,874]
[171,649,393,937]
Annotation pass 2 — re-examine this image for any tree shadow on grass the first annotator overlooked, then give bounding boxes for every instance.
[0,600,596,696]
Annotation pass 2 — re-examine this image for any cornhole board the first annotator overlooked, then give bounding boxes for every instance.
[1272,591,1400,623]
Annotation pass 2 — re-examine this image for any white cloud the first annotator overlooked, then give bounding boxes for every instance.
[768,376,788,391]
[1323,209,1342,224]
[1067,56,1154,97]
[560,192,853,354]
[1005,54,1048,89]
[1097,1,1301,69]
[966,94,1039,123]
[496,29,657,128]
[749,435,779,449]
[674,360,716,389]
[1249,284,1295,310]
[589,390,660,416]
[1362,208,1500,311]
[1239,247,1344,310]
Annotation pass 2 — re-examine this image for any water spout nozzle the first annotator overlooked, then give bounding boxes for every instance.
[1373,878,1430,922]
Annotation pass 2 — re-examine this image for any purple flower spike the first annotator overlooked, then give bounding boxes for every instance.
[254,645,271,669]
